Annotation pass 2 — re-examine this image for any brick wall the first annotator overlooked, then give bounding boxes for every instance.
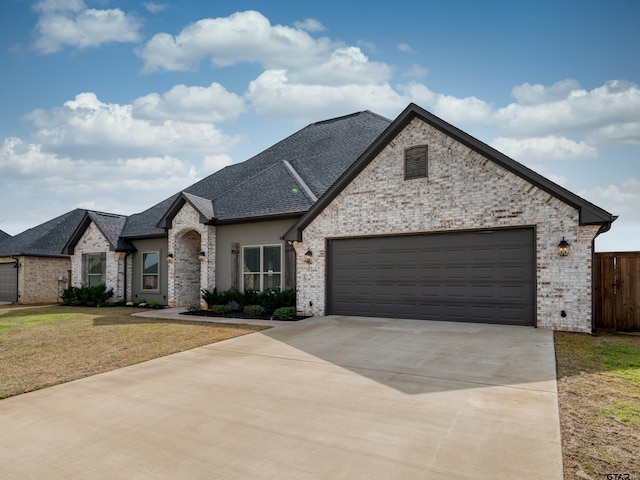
[15,256,70,304]
[295,117,600,332]
[167,203,216,308]
[71,222,124,300]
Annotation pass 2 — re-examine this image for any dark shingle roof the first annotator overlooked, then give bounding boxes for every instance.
[64,211,134,254]
[0,229,10,243]
[121,110,391,237]
[0,209,87,258]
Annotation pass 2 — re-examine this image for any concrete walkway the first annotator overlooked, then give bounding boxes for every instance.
[0,316,563,479]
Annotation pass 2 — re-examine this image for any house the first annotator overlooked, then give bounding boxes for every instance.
[0,229,10,243]
[64,103,614,332]
[0,209,88,303]
[64,110,390,307]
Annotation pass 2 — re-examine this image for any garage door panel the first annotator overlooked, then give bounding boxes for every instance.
[0,263,18,303]
[328,228,535,326]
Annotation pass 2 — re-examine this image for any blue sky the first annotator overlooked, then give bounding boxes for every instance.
[0,0,638,251]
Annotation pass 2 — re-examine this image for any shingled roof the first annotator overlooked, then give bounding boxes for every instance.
[122,110,391,238]
[0,209,87,258]
[64,211,135,254]
[0,229,10,243]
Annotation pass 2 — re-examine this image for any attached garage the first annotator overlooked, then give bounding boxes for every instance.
[327,228,535,326]
[0,262,18,303]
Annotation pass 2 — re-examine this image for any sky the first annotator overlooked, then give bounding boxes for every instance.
[0,0,638,251]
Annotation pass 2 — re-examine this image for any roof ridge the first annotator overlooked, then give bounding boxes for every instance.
[282,160,318,202]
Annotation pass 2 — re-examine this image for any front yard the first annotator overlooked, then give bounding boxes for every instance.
[0,305,267,399]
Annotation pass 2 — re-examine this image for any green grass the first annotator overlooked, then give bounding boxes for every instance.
[596,342,640,385]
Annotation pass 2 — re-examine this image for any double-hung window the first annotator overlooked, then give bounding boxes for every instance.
[82,253,105,287]
[243,245,282,291]
[142,252,159,290]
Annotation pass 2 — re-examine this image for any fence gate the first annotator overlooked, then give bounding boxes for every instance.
[595,252,640,331]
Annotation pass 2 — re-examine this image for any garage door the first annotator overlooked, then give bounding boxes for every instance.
[0,262,18,302]
[327,228,535,326]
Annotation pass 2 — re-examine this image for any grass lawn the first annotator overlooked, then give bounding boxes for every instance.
[555,331,640,479]
[0,304,268,399]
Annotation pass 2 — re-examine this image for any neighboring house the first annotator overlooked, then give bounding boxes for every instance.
[0,209,88,303]
[62,103,614,331]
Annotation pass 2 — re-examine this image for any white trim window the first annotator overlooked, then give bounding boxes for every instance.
[242,245,282,291]
[142,252,159,291]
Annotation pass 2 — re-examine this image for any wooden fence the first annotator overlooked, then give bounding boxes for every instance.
[594,252,640,331]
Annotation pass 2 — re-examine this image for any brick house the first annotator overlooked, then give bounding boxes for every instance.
[62,103,614,331]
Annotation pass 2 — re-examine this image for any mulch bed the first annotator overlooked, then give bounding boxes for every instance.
[181,310,310,321]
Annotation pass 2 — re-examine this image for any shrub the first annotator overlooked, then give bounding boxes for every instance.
[242,289,261,307]
[210,305,231,314]
[260,288,296,313]
[202,288,225,308]
[147,300,162,309]
[273,306,297,321]
[61,285,114,307]
[243,305,265,317]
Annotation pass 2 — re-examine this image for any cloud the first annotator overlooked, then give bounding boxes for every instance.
[293,18,325,32]
[495,80,640,137]
[136,10,333,73]
[397,43,414,53]
[26,92,240,160]
[33,0,141,53]
[143,2,168,13]
[586,122,640,146]
[402,64,428,78]
[491,136,598,163]
[132,83,246,123]
[579,178,640,222]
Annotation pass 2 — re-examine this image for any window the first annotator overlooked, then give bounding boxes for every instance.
[404,145,428,180]
[243,245,282,291]
[82,253,105,287]
[142,252,159,290]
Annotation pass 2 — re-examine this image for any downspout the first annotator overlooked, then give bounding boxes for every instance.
[124,252,131,303]
[11,256,19,303]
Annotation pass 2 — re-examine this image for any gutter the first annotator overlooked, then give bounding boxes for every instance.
[11,256,19,303]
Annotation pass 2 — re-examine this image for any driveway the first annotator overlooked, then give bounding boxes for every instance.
[0,316,562,479]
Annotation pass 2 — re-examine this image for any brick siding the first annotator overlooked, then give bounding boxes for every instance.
[295,117,599,332]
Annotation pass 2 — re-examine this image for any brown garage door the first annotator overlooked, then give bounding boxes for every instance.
[0,262,18,303]
[327,228,535,326]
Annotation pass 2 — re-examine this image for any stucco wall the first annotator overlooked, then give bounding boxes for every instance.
[71,222,124,301]
[215,218,296,292]
[130,237,169,305]
[296,117,600,332]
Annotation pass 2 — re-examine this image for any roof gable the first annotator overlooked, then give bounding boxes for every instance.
[157,192,215,229]
[0,229,10,243]
[283,103,615,242]
[64,211,133,254]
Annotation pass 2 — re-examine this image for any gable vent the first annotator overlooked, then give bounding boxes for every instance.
[404,145,428,180]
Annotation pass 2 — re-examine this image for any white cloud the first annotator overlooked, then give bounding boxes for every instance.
[495,80,640,137]
[143,2,167,13]
[586,122,640,146]
[33,0,141,53]
[491,136,598,163]
[511,79,580,105]
[402,64,428,78]
[580,178,640,223]
[132,83,246,123]
[202,154,234,174]
[293,18,325,32]
[26,92,240,160]
[136,10,333,73]
[397,43,414,53]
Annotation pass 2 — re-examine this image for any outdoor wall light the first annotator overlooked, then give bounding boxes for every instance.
[198,251,207,261]
[304,250,313,263]
[166,253,174,263]
[558,237,570,257]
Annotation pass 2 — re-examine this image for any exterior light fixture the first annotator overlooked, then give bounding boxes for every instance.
[198,251,207,261]
[166,253,174,262]
[304,250,313,263]
[558,237,570,257]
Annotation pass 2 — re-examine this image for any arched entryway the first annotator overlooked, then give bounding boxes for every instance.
[174,229,202,307]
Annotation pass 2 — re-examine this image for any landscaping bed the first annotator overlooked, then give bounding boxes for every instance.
[181,309,310,321]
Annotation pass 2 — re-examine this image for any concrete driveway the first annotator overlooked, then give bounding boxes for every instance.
[0,316,562,479]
